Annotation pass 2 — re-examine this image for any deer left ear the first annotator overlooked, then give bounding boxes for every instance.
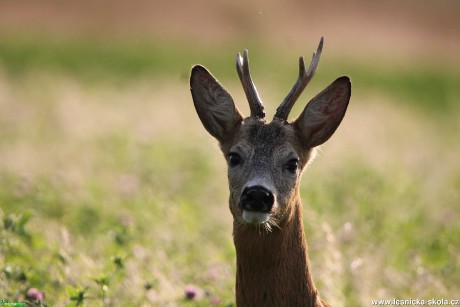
[190,65,244,143]
[292,76,351,148]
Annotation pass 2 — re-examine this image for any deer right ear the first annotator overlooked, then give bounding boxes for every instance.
[292,76,351,148]
[190,65,244,142]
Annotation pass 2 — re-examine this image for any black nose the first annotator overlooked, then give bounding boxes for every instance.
[239,186,274,212]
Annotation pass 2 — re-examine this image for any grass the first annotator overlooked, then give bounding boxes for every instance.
[0,36,459,306]
[1,35,459,112]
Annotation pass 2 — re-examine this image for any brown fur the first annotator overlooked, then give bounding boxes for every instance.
[234,199,324,307]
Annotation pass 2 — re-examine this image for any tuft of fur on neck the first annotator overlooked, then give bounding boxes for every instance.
[233,200,327,307]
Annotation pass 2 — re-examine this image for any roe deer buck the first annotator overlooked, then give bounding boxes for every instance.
[190,37,351,306]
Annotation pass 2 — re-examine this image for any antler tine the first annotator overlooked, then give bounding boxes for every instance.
[274,37,324,121]
[236,49,265,118]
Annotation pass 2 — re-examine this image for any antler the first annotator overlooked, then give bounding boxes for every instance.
[273,37,324,121]
[236,50,265,119]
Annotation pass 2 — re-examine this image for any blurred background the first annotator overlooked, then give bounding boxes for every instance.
[0,0,459,305]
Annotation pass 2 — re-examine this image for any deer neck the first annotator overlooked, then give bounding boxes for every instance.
[233,199,324,307]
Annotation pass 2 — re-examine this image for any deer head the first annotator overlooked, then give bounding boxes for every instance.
[190,38,351,232]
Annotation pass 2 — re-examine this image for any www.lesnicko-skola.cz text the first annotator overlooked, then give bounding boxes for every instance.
[372,298,460,306]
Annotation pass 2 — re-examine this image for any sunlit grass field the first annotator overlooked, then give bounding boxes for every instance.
[1,37,459,306]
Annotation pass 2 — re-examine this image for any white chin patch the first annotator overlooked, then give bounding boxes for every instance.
[242,210,270,224]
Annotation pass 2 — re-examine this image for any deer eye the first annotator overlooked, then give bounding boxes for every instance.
[285,158,299,173]
[228,152,242,167]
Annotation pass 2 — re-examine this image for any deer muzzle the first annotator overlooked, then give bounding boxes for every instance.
[239,186,275,224]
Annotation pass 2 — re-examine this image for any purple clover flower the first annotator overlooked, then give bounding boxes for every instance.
[184,285,199,300]
[26,288,45,301]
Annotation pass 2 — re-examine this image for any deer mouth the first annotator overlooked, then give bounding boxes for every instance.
[242,210,270,224]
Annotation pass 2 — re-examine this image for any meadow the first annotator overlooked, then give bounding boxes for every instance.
[0,36,459,306]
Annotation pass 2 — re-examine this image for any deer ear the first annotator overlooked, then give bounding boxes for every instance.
[190,65,244,142]
[293,76,351,148]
